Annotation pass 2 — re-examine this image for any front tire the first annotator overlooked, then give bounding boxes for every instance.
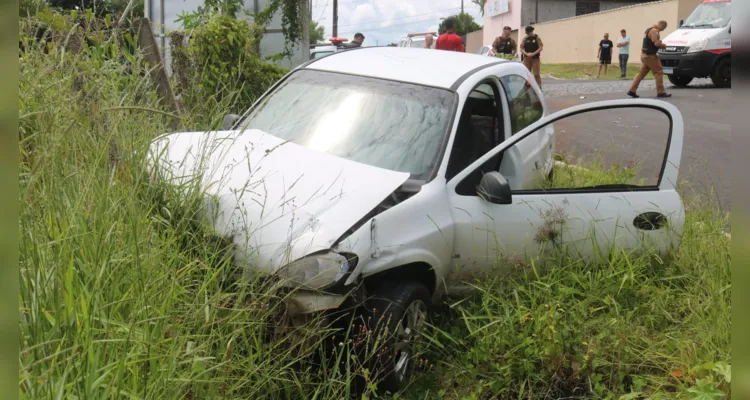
[711,58,731,88]
[667,74,693,87]
[366,281,431,393]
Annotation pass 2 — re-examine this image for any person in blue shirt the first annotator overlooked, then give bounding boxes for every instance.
[616,29,631,78]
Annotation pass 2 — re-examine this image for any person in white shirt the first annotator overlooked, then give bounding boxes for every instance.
[616,29,630,78]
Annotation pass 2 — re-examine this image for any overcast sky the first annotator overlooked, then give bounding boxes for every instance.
[311,0,484,46]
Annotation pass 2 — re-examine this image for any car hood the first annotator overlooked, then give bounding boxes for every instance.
[662,28,721,46]
[148,128,410,273]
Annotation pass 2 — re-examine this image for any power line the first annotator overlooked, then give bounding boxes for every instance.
[315,0,329,22]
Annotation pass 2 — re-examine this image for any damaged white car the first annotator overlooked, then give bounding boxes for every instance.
[148,47,685,390]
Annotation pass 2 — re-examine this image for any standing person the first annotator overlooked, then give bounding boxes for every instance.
[628,20,671,98]
[520,25,543,88]
[346,33,365,48]
[617,29,630,78]
[423,34,434,49]
[492,26,517,59]
[435,18,465,52]
[596,33,614,78]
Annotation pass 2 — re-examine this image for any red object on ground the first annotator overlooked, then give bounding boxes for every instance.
[435,33,465,52]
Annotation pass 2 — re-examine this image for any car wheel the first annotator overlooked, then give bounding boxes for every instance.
[366,281,431,393]
[711,58,731,88]
[667,74,693,87]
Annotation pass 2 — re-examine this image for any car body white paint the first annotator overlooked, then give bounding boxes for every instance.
[149,128,410,273]
[149,47,684,311]
[307,46,504,89]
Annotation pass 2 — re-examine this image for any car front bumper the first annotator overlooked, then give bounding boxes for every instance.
[658,51,718,78]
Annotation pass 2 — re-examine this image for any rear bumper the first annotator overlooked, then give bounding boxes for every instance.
[657,51,721,78]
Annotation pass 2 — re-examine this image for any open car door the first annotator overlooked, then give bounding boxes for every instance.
[445,99,684,280]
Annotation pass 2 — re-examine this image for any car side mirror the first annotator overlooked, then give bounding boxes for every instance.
[477,171,512,204]
[222,114,240,130]
[679,19,684,27]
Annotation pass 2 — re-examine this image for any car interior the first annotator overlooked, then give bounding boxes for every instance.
[446,82,507,196]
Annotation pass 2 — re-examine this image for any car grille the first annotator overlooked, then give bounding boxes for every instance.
[659,46,688,54]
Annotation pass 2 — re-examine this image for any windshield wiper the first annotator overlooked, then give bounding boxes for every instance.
[686,23,715,28]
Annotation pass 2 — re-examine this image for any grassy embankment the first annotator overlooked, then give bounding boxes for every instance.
[544,63,655,81]
[19,31,728,399]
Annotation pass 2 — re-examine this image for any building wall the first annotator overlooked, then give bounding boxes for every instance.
[482,0,523,46]
[527,0,698,64]
[466,30,485,54]
[520,0,653,26]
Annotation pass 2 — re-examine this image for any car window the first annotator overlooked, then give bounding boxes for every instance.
[239,70,456,179]
[311,51,334,59]
[446,81,503,181]
[456,105,673,195]
[500,75,544,135]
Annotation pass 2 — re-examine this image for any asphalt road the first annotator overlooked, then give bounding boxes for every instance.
[542,78,731,214]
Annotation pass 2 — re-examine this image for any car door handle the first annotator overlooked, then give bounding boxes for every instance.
[633,212,667,231]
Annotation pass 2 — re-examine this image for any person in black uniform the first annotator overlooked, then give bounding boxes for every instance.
[628,21,671,98]
[596,33,614,78]
[491,26,517,59]
[520,25,543,88]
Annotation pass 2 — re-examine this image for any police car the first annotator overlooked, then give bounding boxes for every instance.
[309,37,350,59]
[658,0,731,87]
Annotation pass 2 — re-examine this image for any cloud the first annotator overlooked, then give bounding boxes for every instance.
[311,0,482,45]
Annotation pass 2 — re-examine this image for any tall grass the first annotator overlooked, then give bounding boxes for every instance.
[19,28,729,399]
[18,31,371,399]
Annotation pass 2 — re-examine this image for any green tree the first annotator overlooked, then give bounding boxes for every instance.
[310,19,325,44]
[439,12,482,36]
[472,0,486,17]
[387,42,398,47]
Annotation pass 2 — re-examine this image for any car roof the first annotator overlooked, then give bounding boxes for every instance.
[302,46,511,89]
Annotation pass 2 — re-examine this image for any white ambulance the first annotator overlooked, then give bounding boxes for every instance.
[658,0,731,88]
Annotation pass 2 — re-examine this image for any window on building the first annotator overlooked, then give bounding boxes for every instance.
[575,1,601,16]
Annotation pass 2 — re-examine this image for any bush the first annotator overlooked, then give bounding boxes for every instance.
[170,13,289,126]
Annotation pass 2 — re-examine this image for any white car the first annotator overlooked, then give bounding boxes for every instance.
[149,47,685,391]
[398,32,437,49]
[310,45,337,59]
[477,44,493,56]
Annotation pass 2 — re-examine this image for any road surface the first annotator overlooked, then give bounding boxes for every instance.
[542,78,731,214]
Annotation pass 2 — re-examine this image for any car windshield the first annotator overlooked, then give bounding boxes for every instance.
[682,2,731,29]
[238,69,456,178]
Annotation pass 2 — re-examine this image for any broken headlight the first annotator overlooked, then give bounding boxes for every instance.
[277,252,357,291]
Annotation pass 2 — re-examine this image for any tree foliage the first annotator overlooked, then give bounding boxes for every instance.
[439,12,482,35]
[310,19,325,44]
[472,0,487,17]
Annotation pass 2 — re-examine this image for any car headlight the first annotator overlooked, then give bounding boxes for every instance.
[277,252,357,290]
[687,38,709,53]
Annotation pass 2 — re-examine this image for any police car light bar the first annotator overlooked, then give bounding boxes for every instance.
[329,37,349,46]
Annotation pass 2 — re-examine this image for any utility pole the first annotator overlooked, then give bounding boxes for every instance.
[333,0,338,37]
[461,0,464,14]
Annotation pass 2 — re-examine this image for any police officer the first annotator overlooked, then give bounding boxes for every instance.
[492,26,517,59]
[627,21,672,98]
[520,25,543,88]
